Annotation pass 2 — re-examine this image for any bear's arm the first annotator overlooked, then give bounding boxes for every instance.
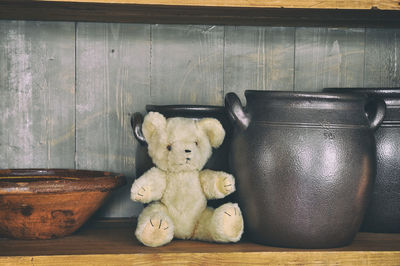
[130,167,167,203]
[199,169,236,200]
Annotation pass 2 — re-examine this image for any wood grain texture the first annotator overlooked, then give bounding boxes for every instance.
[294,27,365,91]
[1,21,400,221]
[0,220,399,265]
[150,24,224,105]
[364,28,400,87]
[1,252,400,266]
[32,0,400,10]
[0,21,75,169]
[224,26,295,103]
[1,2,400,27]
[75,22,150,217]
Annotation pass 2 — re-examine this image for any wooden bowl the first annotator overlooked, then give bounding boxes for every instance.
[0,169,126,239]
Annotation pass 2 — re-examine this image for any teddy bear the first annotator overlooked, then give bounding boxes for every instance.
[130,111,244,247]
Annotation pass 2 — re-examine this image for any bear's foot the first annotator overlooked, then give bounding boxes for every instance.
[212,203,243,242]
[136,215,174,247]
[135,203,174,247]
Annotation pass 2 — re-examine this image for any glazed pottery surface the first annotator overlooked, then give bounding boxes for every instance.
[225,90,385,248]
[0,169,126,239]
[324,88,400,233]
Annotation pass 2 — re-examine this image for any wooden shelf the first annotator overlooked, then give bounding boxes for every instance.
[1,219,399,265]
[13,0,400,10]
[0,0,399,27]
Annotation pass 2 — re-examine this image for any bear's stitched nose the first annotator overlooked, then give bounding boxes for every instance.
[185,149,191,153]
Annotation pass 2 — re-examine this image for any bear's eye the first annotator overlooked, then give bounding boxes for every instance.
[167,144,172,151]
[195,141,199,146]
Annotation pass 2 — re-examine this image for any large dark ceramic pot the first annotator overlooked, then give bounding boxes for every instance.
[324,88,400,233]
[131,105,234,206]
[225,91,386,248]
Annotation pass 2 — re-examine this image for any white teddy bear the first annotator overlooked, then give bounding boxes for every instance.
[131,112,244,247]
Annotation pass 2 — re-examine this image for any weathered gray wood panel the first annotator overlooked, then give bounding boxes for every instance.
[224,26,295,103]
[294,28,365,91]
[150,24,224,105]
[0,21,75,169]
[75,23,151,217]
[364,28,400,87]
[1,21,399,219]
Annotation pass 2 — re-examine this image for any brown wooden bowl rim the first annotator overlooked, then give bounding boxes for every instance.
[0,169,126,194]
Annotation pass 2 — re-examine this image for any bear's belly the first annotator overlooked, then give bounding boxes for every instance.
[161,171,206,239]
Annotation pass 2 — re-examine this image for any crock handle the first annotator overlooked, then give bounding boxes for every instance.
[365,98,386,131]
[131,112,147,145]
[225,92,251,130]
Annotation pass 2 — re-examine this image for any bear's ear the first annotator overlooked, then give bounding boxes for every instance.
[197,118,225,148]
[142,112,167,142]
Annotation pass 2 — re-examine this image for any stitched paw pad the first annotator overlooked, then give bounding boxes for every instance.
[136,216,173,247]
[213,203,243,242]
[217,173,235,195]
[131,185,152,203]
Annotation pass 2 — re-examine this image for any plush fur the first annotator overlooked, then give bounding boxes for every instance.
[131,112,244,247]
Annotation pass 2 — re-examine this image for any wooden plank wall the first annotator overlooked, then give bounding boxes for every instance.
[0,21,399,217]
[0,21,75,169]
[151,25,225,105]
[75,23,151,217]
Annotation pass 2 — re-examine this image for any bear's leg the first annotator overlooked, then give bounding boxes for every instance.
[135,202,174,247]
[191,207,214,242]
[193,203,243,243]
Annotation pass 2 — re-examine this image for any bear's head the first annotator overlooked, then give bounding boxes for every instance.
[142,112,225,173]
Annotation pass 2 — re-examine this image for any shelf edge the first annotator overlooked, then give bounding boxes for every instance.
[25,0,400,10]
[2,251,400,265]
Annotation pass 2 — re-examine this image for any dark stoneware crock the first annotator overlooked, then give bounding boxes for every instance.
[131,105,234,207]
[225,90,386,248]
[324,88,400,233]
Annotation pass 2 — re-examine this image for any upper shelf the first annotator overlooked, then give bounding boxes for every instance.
[0,0,399,27]
[25,0,400,9]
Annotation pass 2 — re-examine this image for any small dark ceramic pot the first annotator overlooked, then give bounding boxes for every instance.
[225,91,386,248]
[324,88,400,233]
[131,105,234,207]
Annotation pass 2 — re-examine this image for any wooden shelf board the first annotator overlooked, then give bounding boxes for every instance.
[1,219,399,265]
[0,1,399,27]
[20,0,400,10]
